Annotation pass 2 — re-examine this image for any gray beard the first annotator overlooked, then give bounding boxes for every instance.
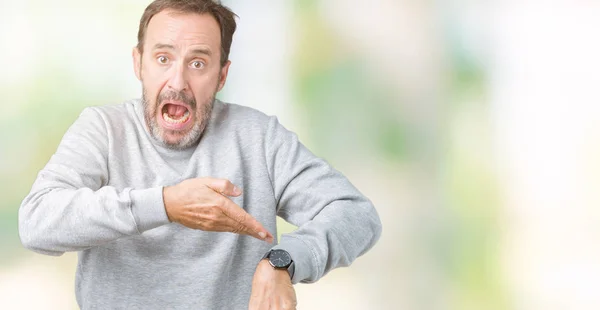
[142,88,214,150]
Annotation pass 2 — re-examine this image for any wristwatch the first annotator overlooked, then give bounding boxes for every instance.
[262,249,295,279]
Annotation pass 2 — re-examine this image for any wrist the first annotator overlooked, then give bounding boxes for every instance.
[162,186,175,222]
[257,259,292,279]
[261,249,295,280]
[130,187,170,232]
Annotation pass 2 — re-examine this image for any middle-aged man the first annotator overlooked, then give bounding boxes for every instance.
[18,0,382,309]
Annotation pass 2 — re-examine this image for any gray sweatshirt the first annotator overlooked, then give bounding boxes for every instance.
[18,99,382,309]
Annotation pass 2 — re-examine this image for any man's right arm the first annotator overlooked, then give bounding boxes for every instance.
[18,108,169,256]
[18,107,273,256]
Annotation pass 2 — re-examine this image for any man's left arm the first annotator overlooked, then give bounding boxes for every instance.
[264,116,382,284]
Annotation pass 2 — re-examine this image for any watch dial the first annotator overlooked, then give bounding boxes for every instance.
[270,249,291,268]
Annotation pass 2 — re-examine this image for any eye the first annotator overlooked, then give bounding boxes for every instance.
[157,56,169,64]
[191,61,205,69]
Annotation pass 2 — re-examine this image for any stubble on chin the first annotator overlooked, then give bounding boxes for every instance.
[141,89,215,150]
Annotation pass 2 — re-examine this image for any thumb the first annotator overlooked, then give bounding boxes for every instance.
[205,178,242,197]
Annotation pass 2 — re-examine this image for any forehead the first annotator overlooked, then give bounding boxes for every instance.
[145,10,221,52]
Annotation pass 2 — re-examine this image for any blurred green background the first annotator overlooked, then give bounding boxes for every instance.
[2,1,600,309]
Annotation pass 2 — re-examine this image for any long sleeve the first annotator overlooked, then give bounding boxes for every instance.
[264,116,382,284]
[18,108,169,256]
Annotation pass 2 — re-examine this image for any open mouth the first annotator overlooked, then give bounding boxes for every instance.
[159,102,192,129]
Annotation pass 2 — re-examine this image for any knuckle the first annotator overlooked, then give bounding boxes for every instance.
[202,219,213,230]
[232,222,245,234]
[204,211,217,223]
[196,219,208,230]
[202,211,219,228]
[235,211,247,224]
[215,195,227,207]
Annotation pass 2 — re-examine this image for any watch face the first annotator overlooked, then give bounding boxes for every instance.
[269,249,292,268]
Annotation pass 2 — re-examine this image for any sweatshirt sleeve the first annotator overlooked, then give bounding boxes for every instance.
[18,107,169,256]
[264,116,382,284]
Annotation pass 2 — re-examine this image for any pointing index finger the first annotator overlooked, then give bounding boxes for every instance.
[220,200,274,243]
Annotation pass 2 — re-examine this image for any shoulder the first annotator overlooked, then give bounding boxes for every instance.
[74,99,145,138]
[213,100,272,125]
[210,100,283,135]
[213,101,302,152]
[85,99,139,125]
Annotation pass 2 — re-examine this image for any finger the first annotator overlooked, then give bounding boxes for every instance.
[248,296,264,310]
[220,209,274,243]
[205,178,242,197]
[220,201,274,242]
[280,296,296,310]
[250,295,270,310]
[248,289,262,310]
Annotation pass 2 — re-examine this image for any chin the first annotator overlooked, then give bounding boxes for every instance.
[156,119,204,150]
[163,131,190,144]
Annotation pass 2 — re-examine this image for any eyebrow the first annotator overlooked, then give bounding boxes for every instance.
[152,43,212,57]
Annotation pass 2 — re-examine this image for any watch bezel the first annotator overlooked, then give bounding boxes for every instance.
[268,249,292,268]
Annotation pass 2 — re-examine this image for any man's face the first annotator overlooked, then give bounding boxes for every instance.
[133,10,230,149]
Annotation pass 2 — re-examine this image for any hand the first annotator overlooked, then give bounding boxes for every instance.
[163,177,274,243]
[249,259,297,310]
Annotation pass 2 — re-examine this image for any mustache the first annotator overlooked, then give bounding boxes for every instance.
[158,90,196,109]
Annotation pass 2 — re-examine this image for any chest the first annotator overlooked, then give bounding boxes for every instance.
[105,137,277,221]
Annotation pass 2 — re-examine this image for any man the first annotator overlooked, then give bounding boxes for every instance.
[18,0,382,309]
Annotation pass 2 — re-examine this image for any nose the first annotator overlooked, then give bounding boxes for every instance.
[166,62,188,92]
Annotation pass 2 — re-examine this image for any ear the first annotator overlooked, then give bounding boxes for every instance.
[132,47,142,81]
[216,60,231,92]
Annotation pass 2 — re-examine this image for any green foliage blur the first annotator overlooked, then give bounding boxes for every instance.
[0,1,504,309]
